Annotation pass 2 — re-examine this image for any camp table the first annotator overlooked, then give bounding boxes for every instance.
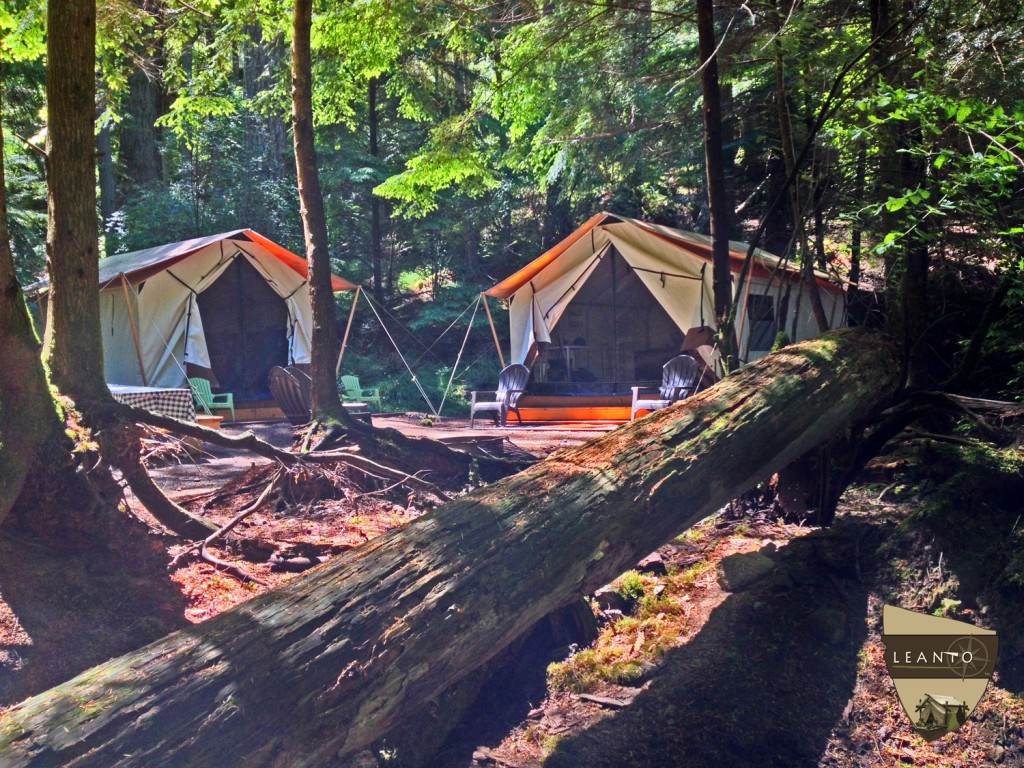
[109,384,197,422]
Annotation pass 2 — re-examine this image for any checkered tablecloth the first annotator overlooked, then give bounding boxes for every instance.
[109,384,197,421]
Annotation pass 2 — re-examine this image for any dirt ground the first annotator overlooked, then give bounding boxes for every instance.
[1,415,1022,767]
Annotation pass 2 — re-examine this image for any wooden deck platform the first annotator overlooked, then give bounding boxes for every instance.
[230,395,639,426]
[517,394,632,424]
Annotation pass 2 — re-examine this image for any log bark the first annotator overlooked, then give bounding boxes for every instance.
[0,330,900,767]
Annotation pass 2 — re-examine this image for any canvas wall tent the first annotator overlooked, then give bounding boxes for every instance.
[486,212,848,387]
[31,231,355,400]
[915,694,968,731]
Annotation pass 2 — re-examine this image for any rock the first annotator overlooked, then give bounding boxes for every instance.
[717,551,776,592]
[638,660,659,678]
[594,585,628,613]
[637,552,668,576]
[809,607,847,644]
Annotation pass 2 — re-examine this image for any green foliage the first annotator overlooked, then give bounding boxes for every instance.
[547,651,645,694]
[4,0,1024,408]
[771,332,792,352]
[857,86,1024,257]
[613,570,646,603]
[376,142,499,217]
[0,0,45,63]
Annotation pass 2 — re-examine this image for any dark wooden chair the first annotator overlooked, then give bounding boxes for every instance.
[269,366,311,426]
[470,364,530,427]
[285,366,313,408]
[630,355,703,420]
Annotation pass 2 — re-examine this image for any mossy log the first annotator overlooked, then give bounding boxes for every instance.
[0,330,900,767]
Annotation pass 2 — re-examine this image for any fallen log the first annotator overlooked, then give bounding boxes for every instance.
[0,330,900,767]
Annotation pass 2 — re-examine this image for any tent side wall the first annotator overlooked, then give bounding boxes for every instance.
[100,288,147,385]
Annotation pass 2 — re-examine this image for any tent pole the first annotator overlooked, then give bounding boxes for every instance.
[121,274,148,386]
[736,266,755,361]
[336,286,361,377]
[481,293,506,369]
[612,251,619,386]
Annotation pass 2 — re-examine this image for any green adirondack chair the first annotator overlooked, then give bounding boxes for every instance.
[188,377,235,421]
[339,374,383,411]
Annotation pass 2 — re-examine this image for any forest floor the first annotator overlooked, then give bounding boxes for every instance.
[1,416,1022,767]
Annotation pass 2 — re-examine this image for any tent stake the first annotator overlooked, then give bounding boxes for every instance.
[121,274,148,386]
[336,286,361,377]
[481,293,506,368]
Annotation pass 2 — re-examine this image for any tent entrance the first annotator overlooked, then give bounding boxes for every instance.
[197,257,289,400]
[533,249,682,391]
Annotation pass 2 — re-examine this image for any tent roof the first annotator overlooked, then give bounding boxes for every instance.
[923,694,965,707]
[29,230,357,294]
[485,212,842,300]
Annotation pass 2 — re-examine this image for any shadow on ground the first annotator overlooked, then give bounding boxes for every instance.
[540,519,883,767]
[0,525,189,707]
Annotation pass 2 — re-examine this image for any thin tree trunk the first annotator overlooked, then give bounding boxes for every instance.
[119,67,163,189]
[369,77,385,304]
[0,330,901,767]
[697,0,737,370]
[96,119,116,235]
[849,142,866,285]
[291,0,345,420]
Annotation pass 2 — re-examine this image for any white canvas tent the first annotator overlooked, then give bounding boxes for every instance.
[486,212,847,385]
[32,231,355,400]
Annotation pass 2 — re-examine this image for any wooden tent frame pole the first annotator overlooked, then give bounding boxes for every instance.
[735,267,755,362]
[121,274,148,386]
[336,286,361,377]
[481,293,506,369]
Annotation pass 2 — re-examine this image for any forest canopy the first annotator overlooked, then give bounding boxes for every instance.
[2,0,1023,402]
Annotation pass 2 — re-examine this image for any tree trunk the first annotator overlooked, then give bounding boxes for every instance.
[0,330,901,767]
[697,0,737,370]
[119,67,163,190]
[0,67,67,525]
[291,0,346,421]
[41,0,106,405]
[368,76,385,304]
[849,142,866,285]
[96,119,117,235]
[36,0,217,541]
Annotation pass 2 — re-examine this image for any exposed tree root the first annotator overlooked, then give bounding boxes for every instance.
[197,470,283,586]
[96,421,218,540]
[120,405,491,501]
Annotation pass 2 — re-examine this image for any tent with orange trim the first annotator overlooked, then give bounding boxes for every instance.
[32,230,356,399]
[486,212,847,385]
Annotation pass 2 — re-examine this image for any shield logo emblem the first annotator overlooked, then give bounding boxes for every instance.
[882,605,998,741]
